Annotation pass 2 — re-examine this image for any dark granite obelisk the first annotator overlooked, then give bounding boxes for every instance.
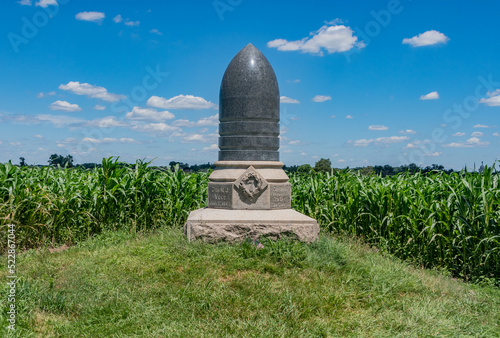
[184,44,319,243]
[219,44,280,162]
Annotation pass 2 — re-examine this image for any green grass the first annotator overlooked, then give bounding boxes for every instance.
[1,229,499,337]
[1,158,499,284]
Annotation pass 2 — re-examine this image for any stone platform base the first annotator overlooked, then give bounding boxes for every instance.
[184,208,319,243]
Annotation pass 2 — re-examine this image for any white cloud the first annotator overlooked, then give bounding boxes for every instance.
[287,79,301,83]
[131,122,180,135]
[404,143,418,149]
[300,152,307,156]
[369,125,388,131]
[36,114,86,127]
[493,132,500,137]
[479,89,500,106]
[399,129,416,134]
[185,134,203,142]
[120,138,139,144]
[312,95,331,102]
[267,21,364,55]
[473,124,495,128]
[33,134,43,139]
[170,114,219,128]
[182,133,217,143]
[81,137,139,144]
[453,132,465,136]
[330,115,336,118]
[113,14,123,23]
[425,152,441,157]
[345,115,353,119]
[280,96,300,104]
[37,91,56,98]
[94,105,106,111]
[471,131,484,137]
[59,137,78,144]
[338,159,346,163]
[402,30,449,47]
[353,139,373,147]
[150,29,162,35]
[289,140,301,145]
[353,136,409,147]
[375,136,409,144]
[126,107,175,122]
[82,137,118,144]
[59,81,125,102]
[18,0,32,5]
[124,20,140,27]
[325,18,344,25]
[76,12,105,23]
[203,144,218,151]
[420,91,439,100]
[87,116,128,128]
[49,100,82,112]
[196,114,219,126]
[35,0,57,8]
[443,137,490,148]
[147,95,217,110]
[171,119,194,128]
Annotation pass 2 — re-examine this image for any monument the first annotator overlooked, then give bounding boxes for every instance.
[184,44,319,243]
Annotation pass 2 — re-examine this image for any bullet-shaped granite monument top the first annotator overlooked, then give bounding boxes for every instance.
[219,44,280,161]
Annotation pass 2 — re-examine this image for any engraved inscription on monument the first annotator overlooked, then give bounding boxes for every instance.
[270,183,291,209]
[208,183,233,208]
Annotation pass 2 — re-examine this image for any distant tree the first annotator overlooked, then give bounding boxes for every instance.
[297,164,313,174]
[66,154,74,167]
[189,162,214,172]
[169,161,189,171]
[48,154,74,168]
[374,165,395,177]
[283,165,299,173]
[359,166,374,176]
[19,157,26,167]
[48,154,60,166]
[408,163,419,173]
[314,158,332,173]
[78,163,100,170]
[422,164,445,174]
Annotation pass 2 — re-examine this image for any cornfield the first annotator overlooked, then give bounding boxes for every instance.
[0,158,208,249]
[1,158,499,284]
[291,166,500,284]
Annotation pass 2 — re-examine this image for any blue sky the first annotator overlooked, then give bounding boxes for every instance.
[1,0,499,169]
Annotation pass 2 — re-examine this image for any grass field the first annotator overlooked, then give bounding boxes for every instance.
[1,158,499,284]
[1,228,499,336]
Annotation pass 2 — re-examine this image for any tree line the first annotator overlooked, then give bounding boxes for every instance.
[14,154,485,176]
[284,158,458,176]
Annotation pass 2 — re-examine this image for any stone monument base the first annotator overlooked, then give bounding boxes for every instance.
[184,208,320,243]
